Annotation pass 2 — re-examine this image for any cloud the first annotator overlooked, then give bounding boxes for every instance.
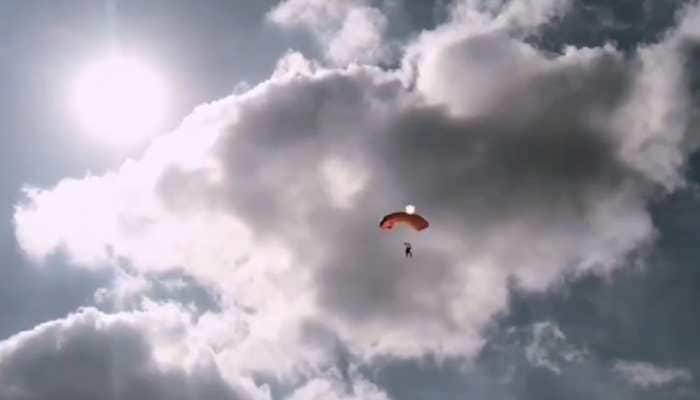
[12,0,700,394]
[268,0,391,66]
[287,373,390,400]
[447,0,572,33]
[523,322,586,375]
[0,304,262,400]
[613,360,693,389]
[93,268,221,315]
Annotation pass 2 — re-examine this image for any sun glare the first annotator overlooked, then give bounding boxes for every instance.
[70,56,167,148]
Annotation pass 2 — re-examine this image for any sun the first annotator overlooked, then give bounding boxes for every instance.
[70,55,167,148]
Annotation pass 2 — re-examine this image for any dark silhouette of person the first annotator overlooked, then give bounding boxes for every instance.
[404,242,413,258]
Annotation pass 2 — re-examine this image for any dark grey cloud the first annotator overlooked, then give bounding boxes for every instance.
[380,47,636,224]
[202,22,672,357]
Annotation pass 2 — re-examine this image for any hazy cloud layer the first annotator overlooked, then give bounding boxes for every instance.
[9,0,700,398]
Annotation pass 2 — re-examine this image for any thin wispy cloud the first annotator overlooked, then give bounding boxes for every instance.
[613,360,693,389]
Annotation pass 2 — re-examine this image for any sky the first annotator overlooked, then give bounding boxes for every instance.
[1,0,700,399]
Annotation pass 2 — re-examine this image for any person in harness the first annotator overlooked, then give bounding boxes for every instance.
[404,242,413,258]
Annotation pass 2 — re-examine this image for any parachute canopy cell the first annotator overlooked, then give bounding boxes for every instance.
[379,212,429,231]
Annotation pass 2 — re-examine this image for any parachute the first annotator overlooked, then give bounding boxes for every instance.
[379,211,429,231]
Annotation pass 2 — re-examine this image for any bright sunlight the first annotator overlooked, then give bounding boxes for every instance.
[69,55,167,148]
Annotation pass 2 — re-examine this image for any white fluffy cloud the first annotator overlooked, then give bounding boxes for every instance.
[0,304,263,400]
[268,0,391,66]
[10,0,700,397]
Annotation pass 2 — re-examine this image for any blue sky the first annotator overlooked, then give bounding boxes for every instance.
[1,1,700,399]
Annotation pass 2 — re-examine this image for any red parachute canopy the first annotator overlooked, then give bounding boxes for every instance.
[379,212,429,231]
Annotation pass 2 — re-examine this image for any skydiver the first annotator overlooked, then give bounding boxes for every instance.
[404,242,413,258]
